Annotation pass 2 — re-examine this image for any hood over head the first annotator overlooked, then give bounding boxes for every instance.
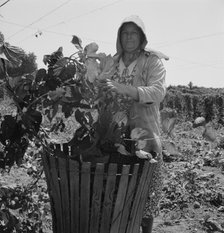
[115,15,169,60]
[116,15,148,55]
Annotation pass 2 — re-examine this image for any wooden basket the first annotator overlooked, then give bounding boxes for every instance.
[42,143,156,233]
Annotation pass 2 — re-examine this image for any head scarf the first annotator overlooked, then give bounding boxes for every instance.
[116,15,148,55]
[115,15,169,60]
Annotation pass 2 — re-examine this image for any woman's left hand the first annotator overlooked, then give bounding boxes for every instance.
[98,79,139,101]
[98,79,125,94]
[105,79,126,94]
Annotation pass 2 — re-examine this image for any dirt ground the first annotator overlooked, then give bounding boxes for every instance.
[152,120,224,233]
[153,164,224,233]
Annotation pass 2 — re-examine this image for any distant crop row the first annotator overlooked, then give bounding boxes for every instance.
[161,88,224,124]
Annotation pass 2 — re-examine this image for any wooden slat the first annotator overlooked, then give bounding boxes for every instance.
[55,144,62,156]
[132,162,156,233]
[118,164,139,233]
[48,155,64,233]
[110,165,130,233]
[80,162,91,233]
[100,163,117,233]
[69,160,80,233]
[58,157,70,233]
[41,153,57,233]
[62,143,69,158]
[89,163,105,233]
[126,161,150,233]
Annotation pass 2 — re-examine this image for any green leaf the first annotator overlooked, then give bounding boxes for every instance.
[161,117,177,136]
[130,127,148,140]
[71,35,82,50]
[84,58,99,82]
[2,42,25,66]
[115,143,131,155]
[43,55,50,65]
[48,87,66,101]
[53,57,69,76]
[0,31,4,44]
[84,42,99,55]
[51,103,59,121]
[136,139,147,150]
[98,55,116,80]
[202,124,216,142]
[193,116,206,128]
[112,111,128,127]
[163,141,179,155]
[75,109,87,126]
[136,150,153,159]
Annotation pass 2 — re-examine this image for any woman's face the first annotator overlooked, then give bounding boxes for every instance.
[120,23,142,53]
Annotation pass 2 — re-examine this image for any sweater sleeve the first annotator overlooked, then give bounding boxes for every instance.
[137,55,166,104]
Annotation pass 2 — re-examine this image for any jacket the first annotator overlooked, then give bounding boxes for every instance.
[115,15,168,153]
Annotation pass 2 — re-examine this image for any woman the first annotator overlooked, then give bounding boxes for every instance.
[104,15,168,233]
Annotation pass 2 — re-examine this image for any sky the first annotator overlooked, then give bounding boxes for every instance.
[1,0,224,88]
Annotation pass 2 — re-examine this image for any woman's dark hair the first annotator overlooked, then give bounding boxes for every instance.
[120,22,146,46]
